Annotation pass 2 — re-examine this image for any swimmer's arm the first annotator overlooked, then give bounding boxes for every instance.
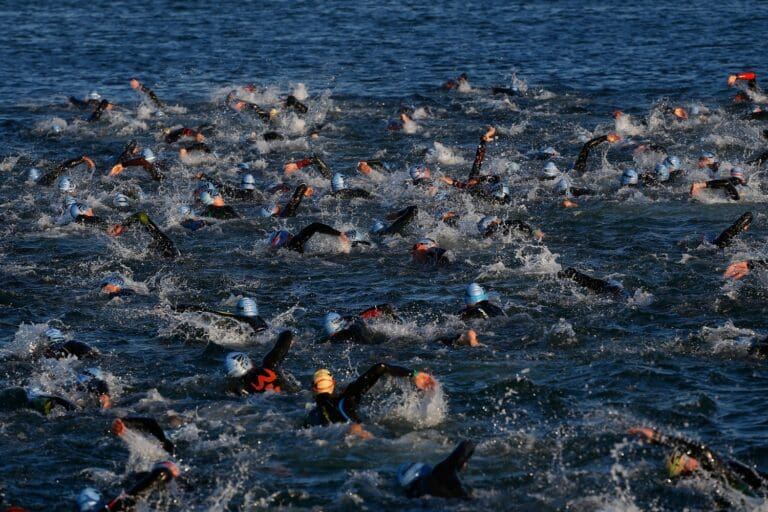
[262,331,294,370]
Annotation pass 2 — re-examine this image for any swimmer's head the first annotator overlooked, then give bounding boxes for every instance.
[556,177,571,193]
[331,173,347,192]
[69,202,93,219]
[409,165,430,180]
[412,237,438,252]
[259,205,280,217]
[397,462,432,488]
[141,148,156,163]
[88,91,101,101]
[730,166,746,184]
[241,173,256,190]
[76,487,104,512]
[100,274,125,295]
[477,215,500,233]
[698,151,718,169]
[236,297,258,317]
[323,312,344,337]
[464,282,488,306]
[313,368,335,395]
[654,163,670,182]
[58,176,75,193]
[113,193,131,209]
[663,155,681,171]
[620,169,638,186]
[370,220,386,235]
[345,229,364,242]
[543,161,559,179]
[269,230,291,249]
[27,167,41,181]
[225,352,253,378]
[46,328,65,342]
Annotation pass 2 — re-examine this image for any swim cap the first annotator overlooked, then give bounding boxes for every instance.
[100,274,125,290]
[331,173,347,192]
[259,205,280,217]
[241,173,256,190]
[699,151,718,166]
[664,156,681,170]
[178,205,192,216]
[58,176,75,193]
[370,220,386,234]
[141,148,156,163]
[542,147,558,157]
[464,282,489,305]
[269,230,291,248]
[731,166,745,181]
[491,182,509,199]
[620,169,638,186]
[477,215,500,233]
[76,487,104,512]
[236,297,258,317]
[238,162,251,171]
[46,328,65,342]
[79,367,105,383]
[323,312,344,336]
[543,161,559,178]
[197,190,217,206]
[64,195,78,207]
[414,237,438,250]
[397,462,432,488]
[409,165,429,180]
[88,91,101,101]
[654,163,670,182]
[225,352,253,378]
[556,177,571,193]
[313,368,335,394]
[113,193,131,208]
[69,202,91,219]
[345,229,364,242]
[28,167,41,181]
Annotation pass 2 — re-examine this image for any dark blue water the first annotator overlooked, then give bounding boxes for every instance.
[3,1,768,510]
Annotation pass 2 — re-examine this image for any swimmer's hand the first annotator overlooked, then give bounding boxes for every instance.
[109,164,124,176]
[482,127,497,142]
[628,426,657,441]
[107,224,125,237]
[348,423,374,440]
[724,261,750,280]
[413,371,436,391]
[284,162,299,174]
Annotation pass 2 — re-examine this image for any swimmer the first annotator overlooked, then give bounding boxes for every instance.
[175,297,268,333]
[260,183,313,217]
[303,363,436,427]
[268,222,349,253]
[558,267,625,296]
[370,205,418,237]
[107,212,180,259]
[283,155,332,179]
[477,214,543,240]
[468,127,497,180]
[112,416,176,454]
[77,460,180,511]
[284,94,308,114]
[42,328,98,360]
[179,141,212,157]
[226,90,276,121]
[319,312,377,344]
[130,78,164,109]
[411,237,449,265]
[357,160,389,176]
[37,155,95,186]
[87,99,113,123]
[68,91,106,110]
[164,126,205,144]
[397,440,476,499]
[697,151,720,178]
[629,427,768,496]
[194,172,264,202]
[194,184,240,220]
[68,202,108,228]
[109,148,165,181]
[459,283,506,320]
[329,173,372,199]
[225,331,297,395]
[100,274,134,298]
[75,367,112,409]
[0,387,77,415]
[572,133,621,174]
[178,205,212,231]
[711,212,752,249]
[690,167,747,201]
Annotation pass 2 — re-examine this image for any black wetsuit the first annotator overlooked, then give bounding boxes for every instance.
[481,219,538,239]
[459,300,506,321]
[196,173,263,202]
[375,206,418,236]
[414,246,450,266]
[174,304,268,333]
[117,157,166,181]
[304,363,414,426]
[88,100,111,122]
[558,267,624,296]
[228,331,296,395]
[37,156,92,186]
[286,222,343,253]
[116,417,175,454]
[72,214,108,228]
[641,430,768,496]
[713,212,752,248]
[405,440,476,499]
[0,388,78,415]
[200,204,240,220]
[133,80,164,109]
[119,212,179,259]
[165,127,201,143]
[468,133,492,180]
[114,140,139,165]
[285,95,308,114]
[703,177,744,201]
[573,135,612,174]
[228,92,273,121]
[181,142,212,154]
[43,340,97,359]
[291,155,332,179]
[320,316,377,344]
[278,184,310,218]
[68,96,102,109]
[106,462,178,511]
[331,188,372,199]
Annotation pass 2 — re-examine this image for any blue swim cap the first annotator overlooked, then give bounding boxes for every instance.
[331,173,347,192]
[46,328,65,342]
[238,162,251,171]
[76,487,104,512]
[178,205,192,216]
[700,151,718,165]
[654,163,670,182]
[543,161,559,178]
[464,282,489,305]
[141,148,156,163]
[113,193,130,208]
[241,173,256,190]
[370,220,386,234]
[409,165,429,180]
[100,274,125,290]
[491,182,509,199]
[236,297,258,317]
[78,367,105,383]
[88,91,101,101]
[64,195,78,207]
[620,169,638,186]
[269,230,291,248]
[478,214,500,233]
[197,190,217,206]
[323,312,344,336]
[556,177,571,193]
[225,352,253,378]
[345,229,364,242]
[731,166,745,181]
[664,156,681,170]
[28,167,41,181]
[397,462,432,488]
[58,176,75,193]
[69,202,91,219]
[259,205,280,217]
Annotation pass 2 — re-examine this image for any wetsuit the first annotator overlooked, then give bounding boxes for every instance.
[331,188,372,199]
[115,158,166,181]
[200,204,239,220]
[358,304,402,322]
[285,95,308,114]
[114,140,139,165]
[88,100,111,123]
[285,222,343,253]
[165,127,202,144]
[304,363,417,426]
[404,440,476,499]
[481,219,538,239]
[174,304,268,333]
[43,340,97,359]
[227,92,273,121]
[558,267,624,296]
[277,184,310,218]
[321,317,377,344]
[116,212,179,259]
[700,177,744,200]
[72,214,109,228]
[413,246,450,266]
[713,212,752,248]
[573,135,612,174]
[288,155,332,179]
[0,388,78,415]
[228,331,296,395]
[180,142,212,154]
[113,417,175,454]
[459,300,505,321]
[132,80,164,109]
[639,429,768,496]
[68,97,102,109]
[196,173,263,202]
[468,132,492,180]
[748,336,768,357]
[105,461,179,511]
[37,156,93,186]
[263,131,285,141]
[375,206,418,236]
